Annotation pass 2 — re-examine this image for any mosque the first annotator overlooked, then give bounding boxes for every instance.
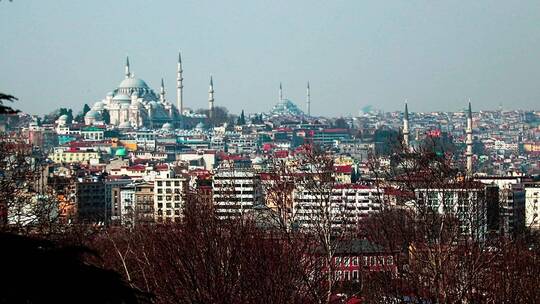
[84,54,186,129]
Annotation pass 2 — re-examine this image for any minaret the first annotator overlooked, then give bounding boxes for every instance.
[176,52,184,114]
[306,82,311,116]
[160,78,166,103]
[279,82,283,103]
[125,56,131,79]
[208,76,215,120]
[403,100,410,149]
[466,100,474,176]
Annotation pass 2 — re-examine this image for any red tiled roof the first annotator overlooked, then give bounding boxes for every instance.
[334,165,352,174]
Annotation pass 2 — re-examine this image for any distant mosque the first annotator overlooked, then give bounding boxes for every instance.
[85,54,187,129]
[269,82,311,117]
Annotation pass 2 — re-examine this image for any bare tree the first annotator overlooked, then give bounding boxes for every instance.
[0,132,61,234]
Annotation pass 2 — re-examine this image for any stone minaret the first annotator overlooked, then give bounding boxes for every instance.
[466,100,474,176]
[125,56,131,79]
[306,82,311,116]
[403,100,410,149]
[160,78,166,103]
[177,52,184,114]
[208,76,215,120]
[279,82,283,103]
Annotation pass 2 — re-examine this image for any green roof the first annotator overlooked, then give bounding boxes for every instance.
[115,147,127,157]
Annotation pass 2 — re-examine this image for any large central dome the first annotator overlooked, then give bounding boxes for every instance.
[270,99,304,117]
[115,77,155,99]
[118,77,149,89]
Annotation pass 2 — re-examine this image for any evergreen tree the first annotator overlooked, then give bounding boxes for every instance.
[102,109,111,124]
[66,109,73,123]
[237,110,246,125]
[82,104,91,116]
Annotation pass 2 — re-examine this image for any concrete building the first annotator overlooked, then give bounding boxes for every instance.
[49,148,100,164]
[213,169,263,219]
[292,184,381,231]
[414,184,491,239]
[154,177,186,223]
[119,184,136,227]
[524,183,540,230]
[104,176,133,225]
[75,177,106,223]
[476,176,526,235]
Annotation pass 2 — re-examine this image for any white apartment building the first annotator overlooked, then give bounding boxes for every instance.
[176,151,216,170]
[213,169,263,219]
[292,184,381,231]
[227,135,257,154]
[154,177,186,223]
[414,187,488,238]
[525,184,540,230]
[119,185,136,227]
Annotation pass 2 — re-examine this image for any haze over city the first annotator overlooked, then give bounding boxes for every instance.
[2,0,540,115]
[2,1,540,303]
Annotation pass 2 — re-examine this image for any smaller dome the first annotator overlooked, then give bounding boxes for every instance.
[85,110,100,119]
[106,92,114,97]
[118,121,132,129]
[148,101,159,108]
[112,94,131,103]
[195,122,205,130]
[162,122,174,131]
[118,78,149,89]
[115,147,127,157]
[58,114,68,121]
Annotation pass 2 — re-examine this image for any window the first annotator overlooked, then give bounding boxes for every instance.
[344,271,350,281]
[387,256,394,265]
[363,256,368,266]
[157,188,163,194]
[344,257,350,266]
[352,257,358,266]
[335,257,341,266]
[157,181,162,186]
[174,181,180,186]
[166,203,172,208]
[352,270,359,281]
[166,181,171,187]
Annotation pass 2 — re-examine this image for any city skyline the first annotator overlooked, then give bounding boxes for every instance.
[1,1,540,116]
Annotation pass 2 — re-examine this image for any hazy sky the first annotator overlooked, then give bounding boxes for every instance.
[1,0,539,116]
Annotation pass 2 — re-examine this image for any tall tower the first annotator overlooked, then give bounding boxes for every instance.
[403,100,410,149]
[279,82,283,103]
[160,78,166,102]
[208,76,215,120]
[176,52,184,114]
[306,82,311,116]
[466,100,474,176]
[125,56,130,79]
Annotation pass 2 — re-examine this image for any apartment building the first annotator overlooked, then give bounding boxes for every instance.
[292,184,381,231]
[213,169,263,219]
[154,177,186,223]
